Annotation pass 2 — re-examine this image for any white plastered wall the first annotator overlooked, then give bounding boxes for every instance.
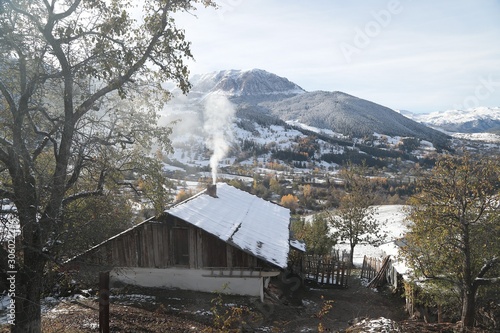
[110,267,280,301]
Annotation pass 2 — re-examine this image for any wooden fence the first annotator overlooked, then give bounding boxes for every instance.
[360,255,383,280]
[329,249,351,263]
[304,256,351,287]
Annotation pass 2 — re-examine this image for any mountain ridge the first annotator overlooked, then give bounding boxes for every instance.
[402,107,500,134]
[161,69,499,174]
[174,69,498,139]
[188,69,305,102]
[260,90,449,144]
[183,69,450,147]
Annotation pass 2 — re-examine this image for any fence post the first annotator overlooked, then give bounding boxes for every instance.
[315,258,320,283]
[99,271,110,333]
[361,255,367,279]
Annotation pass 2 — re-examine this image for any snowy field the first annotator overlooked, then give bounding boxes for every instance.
[332,205,410,270]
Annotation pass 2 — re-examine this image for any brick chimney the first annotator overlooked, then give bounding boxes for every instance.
[206,184,217,198]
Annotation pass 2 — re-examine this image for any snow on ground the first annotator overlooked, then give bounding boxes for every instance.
[162,163,186,172]
[286,120,349,140]
[304,205,410,268]
[333,205,410,269]
[451,132,500,143]
[0,296,13,325]
[0,291,159,325]
[110,293,156,305]
[197,172,253,184]
[373,132,402,146]
[167,120,347,171]
[412,107,500,126]
[165,117,444,178]
[347,317,401,332]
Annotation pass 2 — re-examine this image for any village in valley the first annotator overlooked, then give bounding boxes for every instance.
[1,1,500,333]
[2,123,499,332]
[1,69,500,333]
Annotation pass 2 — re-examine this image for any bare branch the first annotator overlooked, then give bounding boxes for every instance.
[114,180,141,196]
[477,257,499,279]
[62,189,103,206]
[3,0,38,21]
[0,79,17,114]
[64,152,85,191]
[475,277,500,286]
[0,141,12,165]
[45,0,82,22]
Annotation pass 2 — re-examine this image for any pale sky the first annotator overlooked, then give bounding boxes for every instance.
[174,1,500,113]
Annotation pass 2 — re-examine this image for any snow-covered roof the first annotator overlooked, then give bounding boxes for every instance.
[290,239,306,252]
[166,182,291,269]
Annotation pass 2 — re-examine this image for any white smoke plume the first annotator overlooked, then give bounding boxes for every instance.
[203,94,235,184]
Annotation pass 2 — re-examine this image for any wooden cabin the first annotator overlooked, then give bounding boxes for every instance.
[68,183,303,300]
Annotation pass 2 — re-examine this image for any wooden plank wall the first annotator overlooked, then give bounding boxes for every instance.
[77,216,271,271]
[202,232,227,267]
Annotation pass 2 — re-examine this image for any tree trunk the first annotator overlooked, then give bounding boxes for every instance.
[460,220,475,331]
[349,243,355,267]
[13,250,45,333]
[461,286,477,331]
[11,198,46,333]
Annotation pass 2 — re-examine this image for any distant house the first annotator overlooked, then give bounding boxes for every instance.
[68,183,304,300]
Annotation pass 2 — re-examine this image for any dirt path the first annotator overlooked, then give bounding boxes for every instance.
[2,271,408,332]
[312,273,408,331]
[126,270,408,332]
[258,272,408,332]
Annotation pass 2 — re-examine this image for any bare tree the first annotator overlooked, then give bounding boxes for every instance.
[0,0,213,331]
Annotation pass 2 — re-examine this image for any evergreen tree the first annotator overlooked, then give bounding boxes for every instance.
[292,213,336,256]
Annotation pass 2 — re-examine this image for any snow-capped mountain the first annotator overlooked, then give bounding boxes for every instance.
[172,69,449,146]
[160,69,460,172]
[402,107,500,134]
[262,91,449,145]
[187,69,305,102]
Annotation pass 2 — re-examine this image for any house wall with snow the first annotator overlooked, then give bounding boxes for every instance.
[69,183,295,300]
